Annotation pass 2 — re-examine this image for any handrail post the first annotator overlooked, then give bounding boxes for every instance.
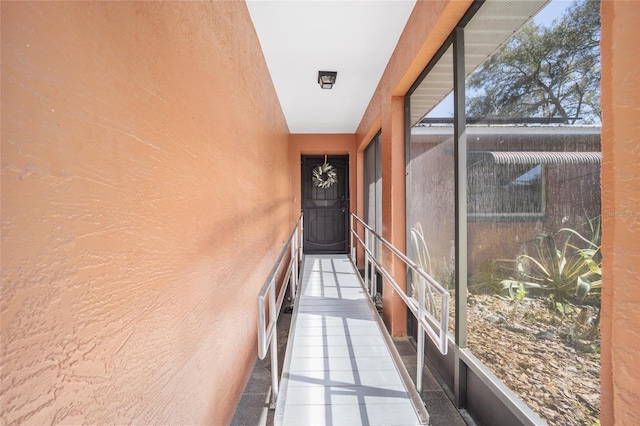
[256,213,304,411]
[349,213,449,357]
[290,229,297,301]
[269,283,279,408]
[300,214,304,259]
[417,277,425,394]
[369,229,377,299]
[350,214,355,263]
[371,262,377,299]
[258,294,266,359]
[294,228,299,295]
[364,229,370,293]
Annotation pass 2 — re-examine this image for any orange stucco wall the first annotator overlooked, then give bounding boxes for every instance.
[289,134,357,222]
[352,0,640,422]
[354,0,472,335]
[600,1,640,424]
[1,2,289,424]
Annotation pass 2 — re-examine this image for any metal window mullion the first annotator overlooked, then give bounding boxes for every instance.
[404,94,415,340]
[453,26,469,409]
[453,27,468,348]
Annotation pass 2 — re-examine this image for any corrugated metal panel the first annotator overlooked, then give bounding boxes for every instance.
[485,151,601,164]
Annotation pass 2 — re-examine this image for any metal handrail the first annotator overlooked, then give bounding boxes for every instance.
[349,213,449,394]
[257,214,303,408]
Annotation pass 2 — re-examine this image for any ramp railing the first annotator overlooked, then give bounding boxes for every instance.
[349,213,449,394]
[257,214,303,408]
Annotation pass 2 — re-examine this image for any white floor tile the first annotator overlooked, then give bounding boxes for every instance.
[278,255,422,426]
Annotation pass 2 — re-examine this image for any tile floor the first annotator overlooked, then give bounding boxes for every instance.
[273,255,422,426]
[231,255,470,426]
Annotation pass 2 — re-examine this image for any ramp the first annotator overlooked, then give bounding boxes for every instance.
[275,255,429,426]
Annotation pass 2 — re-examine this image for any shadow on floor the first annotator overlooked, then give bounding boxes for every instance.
[231,306,472,426]
[231,303,292,426]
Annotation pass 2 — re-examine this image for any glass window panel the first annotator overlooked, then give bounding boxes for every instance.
[364,133,382,260]
[464,1,602,425]
[407,45,456,337]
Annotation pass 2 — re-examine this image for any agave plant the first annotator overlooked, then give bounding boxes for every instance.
[500,217,602,311]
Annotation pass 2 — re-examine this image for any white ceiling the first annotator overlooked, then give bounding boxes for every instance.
[246,0,416,134]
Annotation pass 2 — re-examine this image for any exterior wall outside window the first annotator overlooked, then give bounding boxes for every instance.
[466,128,602,273]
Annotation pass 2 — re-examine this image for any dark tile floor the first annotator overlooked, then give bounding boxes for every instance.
[231,307,472,426]
[231,305,292,426]
[391,338,470,426]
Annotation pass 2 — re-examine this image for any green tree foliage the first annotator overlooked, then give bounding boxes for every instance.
[466,0,601,124]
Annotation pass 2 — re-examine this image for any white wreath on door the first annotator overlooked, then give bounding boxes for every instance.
[312,162,338,189]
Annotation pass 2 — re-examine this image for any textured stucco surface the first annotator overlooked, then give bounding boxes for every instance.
[348,0,640,422]
[354,0,472,336]
[600,1,640,424]
[1,2,289,424]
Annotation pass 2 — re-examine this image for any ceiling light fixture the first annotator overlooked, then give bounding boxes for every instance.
[318,71,337,89]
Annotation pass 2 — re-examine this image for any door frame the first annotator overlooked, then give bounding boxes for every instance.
[301,154,350,254]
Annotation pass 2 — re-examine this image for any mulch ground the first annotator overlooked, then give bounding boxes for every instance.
[465,294,601,425]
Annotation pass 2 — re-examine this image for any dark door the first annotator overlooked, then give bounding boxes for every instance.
[302,155,349,254]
